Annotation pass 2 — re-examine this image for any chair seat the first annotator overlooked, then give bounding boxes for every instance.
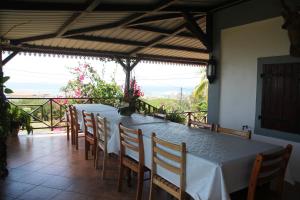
[153,174,180,197]
[123,156,139,172]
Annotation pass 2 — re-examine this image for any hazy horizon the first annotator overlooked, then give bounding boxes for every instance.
[3,52,205,98]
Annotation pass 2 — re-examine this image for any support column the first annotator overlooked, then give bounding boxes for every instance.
[116,57,140,93]
[0,48,3,95]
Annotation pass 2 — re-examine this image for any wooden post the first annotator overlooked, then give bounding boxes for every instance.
[0,48,3,95]
[125,58,131,93]
[115,57,140,95]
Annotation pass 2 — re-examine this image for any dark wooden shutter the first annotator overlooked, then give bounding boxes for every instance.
[261,63,300,134]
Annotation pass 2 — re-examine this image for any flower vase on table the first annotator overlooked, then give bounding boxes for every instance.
[117,77,144,117]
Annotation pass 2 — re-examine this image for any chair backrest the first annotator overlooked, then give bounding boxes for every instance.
[119,123,144,166]
[247,144,293,200]
[96,114,108,152]
[70,106,79,134]
[151,133,186,198]
[215,125,251,139]
[188,119,214,131]
[82,110,96,138]
[66,105,73,127]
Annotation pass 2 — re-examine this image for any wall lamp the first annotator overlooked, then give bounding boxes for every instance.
[206,57,217,84]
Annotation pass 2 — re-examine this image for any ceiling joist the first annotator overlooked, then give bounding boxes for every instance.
[1,44,206,65]
[183,12,211,51]
[0,1,208,13]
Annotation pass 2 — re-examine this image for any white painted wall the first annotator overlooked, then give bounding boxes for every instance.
[219,16,289,130]
[219,17,300,182]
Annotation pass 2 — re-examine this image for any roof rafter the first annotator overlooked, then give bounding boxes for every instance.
[183,12,211,51]
[128,25,195,38]
[127,13,184,27]
[64,0,177,37]
[128,16,205,56]
[67,35,208,54]
[0,1,208,13]
[10,0,178,44]
[1,44,206,65]
[56,0,102,37]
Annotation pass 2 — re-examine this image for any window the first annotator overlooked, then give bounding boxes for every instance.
[261,63,300,134]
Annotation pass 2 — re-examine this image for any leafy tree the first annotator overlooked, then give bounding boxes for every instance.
[192,73,208,111]
[61,63,123,105]
[0,74,13,178]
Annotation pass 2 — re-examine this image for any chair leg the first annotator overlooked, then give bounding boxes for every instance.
[85,140,89,160]
[102,152,107,179]
[136,168,144,200]
[127,168,132,187]
[149,179,154,200]
[67,125,69,141]
[93,144,96,165]
[94,146,99,169]
[75,133,79,150]
[118,164,124,192]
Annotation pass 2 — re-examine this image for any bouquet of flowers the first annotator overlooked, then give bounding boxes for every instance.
[118,77,144,116]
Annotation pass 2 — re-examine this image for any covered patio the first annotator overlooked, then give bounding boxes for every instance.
[1,0,300,200]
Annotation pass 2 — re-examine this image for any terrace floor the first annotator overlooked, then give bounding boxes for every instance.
[0,132,166,200]
[1,132,299,200]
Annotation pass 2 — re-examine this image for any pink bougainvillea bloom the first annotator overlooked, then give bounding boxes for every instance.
[83,64,88,68]
[79,74,84,81]
[75,89,81,97]
[74,67,81,72]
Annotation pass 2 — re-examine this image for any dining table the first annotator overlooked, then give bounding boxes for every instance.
[74,103,282,200]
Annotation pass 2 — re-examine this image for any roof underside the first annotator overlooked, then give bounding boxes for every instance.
[0,0,246,65]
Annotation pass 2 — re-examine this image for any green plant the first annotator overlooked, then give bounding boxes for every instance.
[0,74,13,178]
[61,63,123,106]
[9,106,32,134]
[166,111,186,124]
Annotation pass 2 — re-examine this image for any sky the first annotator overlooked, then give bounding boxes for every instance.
[2,52,205,97]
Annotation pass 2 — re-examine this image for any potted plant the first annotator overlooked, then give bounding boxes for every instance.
[9,106,32,136]
[118,77,144,116]
[0,75,13,178]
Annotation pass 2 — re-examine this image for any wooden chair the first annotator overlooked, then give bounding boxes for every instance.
[70,106,84,149]
[149,133,186,200]
[188,119,214,131]
[118,123,145,200]
[215,125,251,139]
[95,114,108,178]
[66,105,72,142]
[82,110,97,165]
[247,144,293,200]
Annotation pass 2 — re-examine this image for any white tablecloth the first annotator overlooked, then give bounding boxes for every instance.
[74,104,281,200]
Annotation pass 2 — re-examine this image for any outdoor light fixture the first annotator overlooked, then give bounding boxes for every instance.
[206,57,216,84]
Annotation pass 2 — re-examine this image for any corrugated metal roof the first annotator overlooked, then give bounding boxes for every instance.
[141,47,209,60]
[0,0,230,65]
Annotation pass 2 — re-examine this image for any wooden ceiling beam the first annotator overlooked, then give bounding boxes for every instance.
[67,35,208,54]
[0,1,208,13]
[126,13,184,26]
[128,25,195,38]
[128,16,205,56]
[64,0,176,37]
[2,51,19,66]
[56,0,102,37]
[183,12,211,51]
[1,44,206,65]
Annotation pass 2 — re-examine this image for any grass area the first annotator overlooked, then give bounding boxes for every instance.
[143,98,179,107]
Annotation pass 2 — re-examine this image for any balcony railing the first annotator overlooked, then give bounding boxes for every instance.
[7,97,119,131]
[7,97,207,133]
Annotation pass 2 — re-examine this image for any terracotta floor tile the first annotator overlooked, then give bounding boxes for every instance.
[0,181,36,198]
[16,185,62,200]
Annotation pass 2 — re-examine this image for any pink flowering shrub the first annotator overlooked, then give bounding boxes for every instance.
[61,63,123,105]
